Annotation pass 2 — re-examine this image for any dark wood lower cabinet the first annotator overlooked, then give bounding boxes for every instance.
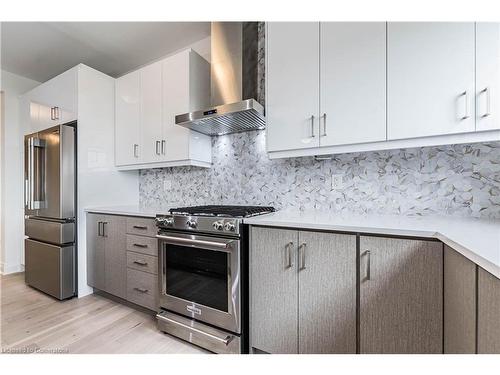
[359,236,443,354]
[443,245,476,353]
[250,227,357,354]
[87,213,157,310]
[298,231,356,354]
[478,268,500,353]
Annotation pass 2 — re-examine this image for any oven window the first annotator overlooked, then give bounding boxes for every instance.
[165,244,228,312]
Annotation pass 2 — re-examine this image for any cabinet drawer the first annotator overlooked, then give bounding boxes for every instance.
[127,251,158,275]
[126,234,158,256]
[126,217,156,237]
[127,268,157,311]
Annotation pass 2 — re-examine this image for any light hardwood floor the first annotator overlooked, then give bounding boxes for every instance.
[0,273,206,354]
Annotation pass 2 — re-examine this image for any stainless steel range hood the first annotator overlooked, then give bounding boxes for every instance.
[175,22,265,136]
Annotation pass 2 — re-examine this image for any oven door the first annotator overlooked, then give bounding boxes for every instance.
[157,231,241,334]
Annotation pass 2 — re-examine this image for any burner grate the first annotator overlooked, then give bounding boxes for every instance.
[169,205,275,218]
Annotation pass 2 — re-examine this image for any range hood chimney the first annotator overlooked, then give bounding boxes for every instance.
[175,22,265,136]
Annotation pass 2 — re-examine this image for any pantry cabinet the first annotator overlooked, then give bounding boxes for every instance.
[359,236,443,353]
[478,268,500,353]
[387,22,475,140]
[476,23,500,131]
[114,48,212,169]
[250,227,356,354]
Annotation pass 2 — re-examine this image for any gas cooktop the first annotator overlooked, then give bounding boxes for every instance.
[168,205,275,218]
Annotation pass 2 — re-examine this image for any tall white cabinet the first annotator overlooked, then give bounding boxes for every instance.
[115,49,212,169]
[387,22,476,140]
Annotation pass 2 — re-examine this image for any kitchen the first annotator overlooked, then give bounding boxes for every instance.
[1,2,500,371]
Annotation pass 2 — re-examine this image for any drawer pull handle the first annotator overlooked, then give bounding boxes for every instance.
[133,243,148,248]
[133,260,148,266]
[133,225,148,230]
[134,287,148,293]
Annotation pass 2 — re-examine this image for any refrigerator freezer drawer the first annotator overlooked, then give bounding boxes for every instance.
[25,239,75,300]
[25,218,74,244]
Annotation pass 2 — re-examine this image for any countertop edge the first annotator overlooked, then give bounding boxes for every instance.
[244,216,500,279]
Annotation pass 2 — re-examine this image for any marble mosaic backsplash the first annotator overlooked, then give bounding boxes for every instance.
[139,131,500,219]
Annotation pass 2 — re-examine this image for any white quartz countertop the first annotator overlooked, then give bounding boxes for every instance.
[244,211,500,278]
[84,205,171,218]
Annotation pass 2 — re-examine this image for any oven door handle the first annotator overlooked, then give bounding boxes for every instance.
[156,313,234,346]
[156,234,234,252]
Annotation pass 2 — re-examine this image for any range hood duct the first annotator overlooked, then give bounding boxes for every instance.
[175,22,265,136]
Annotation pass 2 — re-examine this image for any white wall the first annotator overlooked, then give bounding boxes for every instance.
[0,70,40,274]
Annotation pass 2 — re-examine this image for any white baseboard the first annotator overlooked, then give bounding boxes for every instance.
[0,262,24,275]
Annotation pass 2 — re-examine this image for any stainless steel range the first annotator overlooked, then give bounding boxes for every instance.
[155,205,274,354]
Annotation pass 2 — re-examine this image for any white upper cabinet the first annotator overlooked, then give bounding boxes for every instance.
[162,49,211,163]
[114,49,211,169]
[266,22,320,152]
[476,23,500,131]
[115,70,141,166]
[387,22,476,140]
[140,61,163,163]
[319,22,386,146]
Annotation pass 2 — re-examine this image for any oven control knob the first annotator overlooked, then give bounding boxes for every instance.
[155,217,166,226]
[213,221,224,231]
[186,219,197,229]
[224,222,236,232]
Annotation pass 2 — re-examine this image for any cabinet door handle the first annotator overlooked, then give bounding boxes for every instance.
[155,140,161,155]
[53,107,60,120]
[133,260,148,266]
[285,242,294,269]
[459,91,469,120]
[133,243,148,248]
[133,225,147,230]
[321,113,327,136]
[480,87,491,118]
[133,144,139,158]
[310,115,316,138]
[97,221,102,236]
[133,287,148,293]
[161,140,166,155]
[364,250,371,281]
[298,243,307,271]
[50,107,55,120]
[102,222,108,237]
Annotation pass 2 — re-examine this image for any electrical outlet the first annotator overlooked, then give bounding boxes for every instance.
[331,174,344,190]
[163,180,172,191]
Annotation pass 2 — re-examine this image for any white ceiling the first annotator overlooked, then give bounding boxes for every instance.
[1,22,211,82]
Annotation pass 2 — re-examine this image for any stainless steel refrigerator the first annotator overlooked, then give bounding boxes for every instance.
[24,122,76,300]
